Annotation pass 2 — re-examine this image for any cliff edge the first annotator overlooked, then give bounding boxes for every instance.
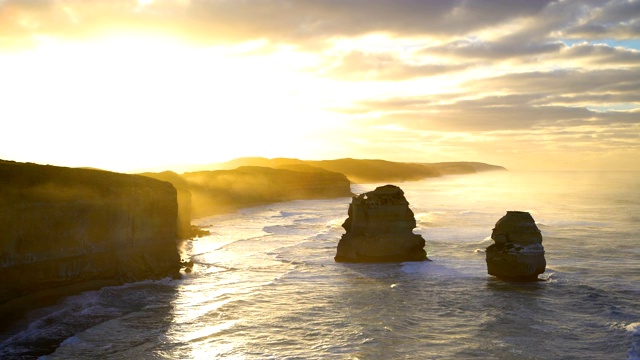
[0,160,181,305]
[142,166,353,218]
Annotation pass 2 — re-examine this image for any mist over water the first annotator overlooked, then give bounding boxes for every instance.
[1,171,639,359]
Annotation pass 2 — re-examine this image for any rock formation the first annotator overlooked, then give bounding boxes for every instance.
[335,185,427,262]
[485,211,546,281]
[0,160,181,305]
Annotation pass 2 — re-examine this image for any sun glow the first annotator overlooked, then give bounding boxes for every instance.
[0,35,344,171]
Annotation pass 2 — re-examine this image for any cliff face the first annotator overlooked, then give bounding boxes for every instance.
[138,171,192,239]
[335,185,427,263]
[182,166,353,217]
[0,161,181,304]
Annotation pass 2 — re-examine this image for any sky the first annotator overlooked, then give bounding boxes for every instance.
[0,0,639,172]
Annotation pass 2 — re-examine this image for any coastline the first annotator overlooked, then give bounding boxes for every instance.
[0,161,506,349]
[0,279,120,342]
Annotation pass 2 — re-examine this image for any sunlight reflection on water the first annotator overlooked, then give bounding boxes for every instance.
[2,172,638,359]
[158,172,639,358]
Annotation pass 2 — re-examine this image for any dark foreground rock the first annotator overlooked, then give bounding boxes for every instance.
[486,211,546,281]
[335,185,427,263]
[0,160,181,305]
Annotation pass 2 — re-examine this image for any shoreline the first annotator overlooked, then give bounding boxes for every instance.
[0,169,502,344]
[0,279,121,342]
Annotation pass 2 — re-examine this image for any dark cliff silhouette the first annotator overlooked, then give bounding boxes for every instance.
[0,160,181,307]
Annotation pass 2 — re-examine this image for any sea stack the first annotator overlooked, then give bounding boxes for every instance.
[485,211,546,281]
[335,184,427,263]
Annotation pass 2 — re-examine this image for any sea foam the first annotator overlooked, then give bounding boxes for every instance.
[627,322,640,335]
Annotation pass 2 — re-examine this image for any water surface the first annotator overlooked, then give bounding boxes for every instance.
[1,171,639,359]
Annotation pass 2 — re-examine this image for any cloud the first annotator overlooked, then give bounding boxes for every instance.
[0,0,193,48]
[322,51,467,81]
[2,1,636,54]
[419,0,640,63]
[562,0,640,39]
[362,104,599,132]
[0,0,557,49]
[559,42,640,64]
[342,63,640,132]
[1,0,638,171]
[423,38,564,60]
[176,0,557,42]
[466,68,640,95]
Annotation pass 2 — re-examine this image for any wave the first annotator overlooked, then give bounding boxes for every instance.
[627,322,640,335]
[5,172,639,359]
[325,219,344,229]
[537,220,609,228]
[414,211,446,225]
[628,322,640,360]
[0,279,178,359]
[459,210,487,216]
[277,211,301,218]
[263,224,294,234]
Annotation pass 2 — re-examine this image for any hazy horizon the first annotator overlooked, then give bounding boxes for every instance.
[127,157,640,175]
[1,1,639,173]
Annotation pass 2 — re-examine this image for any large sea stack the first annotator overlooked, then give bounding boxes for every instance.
[335,185,427,263]
[485,211,546,281]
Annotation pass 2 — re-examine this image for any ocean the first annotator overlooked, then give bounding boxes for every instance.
[1,171,639,359]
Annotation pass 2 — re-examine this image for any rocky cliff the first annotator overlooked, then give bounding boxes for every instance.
[141,166,353,219]
[485,211,546,281]
[181,166,353,217]
[335,185,427,262]
[0,160,181,305]
[138,171,192,239]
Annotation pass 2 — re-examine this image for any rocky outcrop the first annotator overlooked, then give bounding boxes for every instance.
[0,160,181,305]
[335,185,427,263]
[485,211,546,281]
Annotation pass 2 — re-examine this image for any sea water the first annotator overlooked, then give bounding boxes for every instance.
[1,171,639,359]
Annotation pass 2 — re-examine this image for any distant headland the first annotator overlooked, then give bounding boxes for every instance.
[140,157,506,219]
[177,157,507,184]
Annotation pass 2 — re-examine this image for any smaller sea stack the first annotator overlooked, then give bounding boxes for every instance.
[335,185,427,263]
[485,211,546,281]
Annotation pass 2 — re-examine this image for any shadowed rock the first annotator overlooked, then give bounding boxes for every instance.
[335,185,427,263]
[0,160,182,305]
[486,211,546,281]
